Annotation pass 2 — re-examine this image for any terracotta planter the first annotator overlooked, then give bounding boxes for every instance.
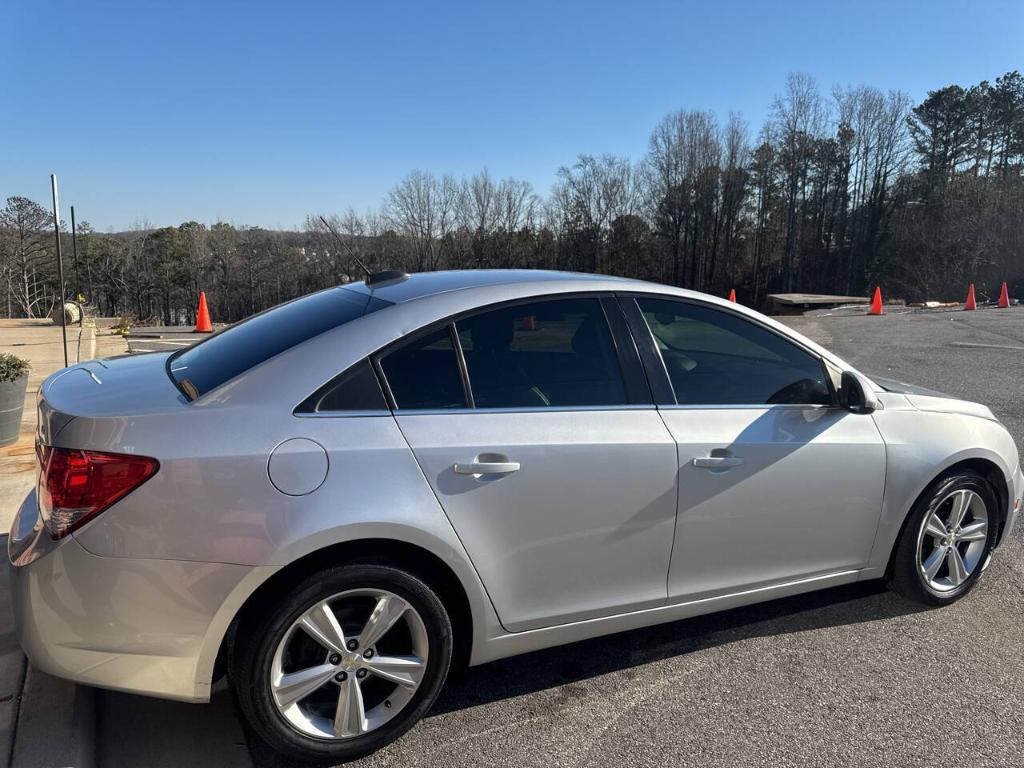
[0,375,28,447]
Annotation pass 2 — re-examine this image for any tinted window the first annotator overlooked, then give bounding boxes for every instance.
[637,298,831,406]
[456,298,627,408]
[297,359,387,413]
[379,327,467,409]
[169,288,391,399]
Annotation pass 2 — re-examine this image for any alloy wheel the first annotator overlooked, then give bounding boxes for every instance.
[269,589,429,740]
[916,488,989,592]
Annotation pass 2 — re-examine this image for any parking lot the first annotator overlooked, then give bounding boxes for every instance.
[7,306,1024,767]
[81,305,1024,768]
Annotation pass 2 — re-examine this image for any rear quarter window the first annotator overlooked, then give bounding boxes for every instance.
[169,288,391,399]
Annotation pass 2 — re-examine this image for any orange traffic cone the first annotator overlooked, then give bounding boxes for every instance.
[869,286,883,315]
[195,291,213,332]
[964,283,977,311]
[997,281,1011,308]
[728,288,737,303]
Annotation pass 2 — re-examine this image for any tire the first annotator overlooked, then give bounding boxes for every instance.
[889,470,999,606]
[231,563,453,764]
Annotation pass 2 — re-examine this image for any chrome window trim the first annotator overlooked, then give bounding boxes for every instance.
[293,409,394,419]
[297,403,832,417]
[656,403,834,412]
[393,404,658,417]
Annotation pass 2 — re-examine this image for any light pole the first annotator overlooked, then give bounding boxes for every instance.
[50,174,68,367]
[71,205,81,300]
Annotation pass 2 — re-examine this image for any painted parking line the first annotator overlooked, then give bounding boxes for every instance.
[950,341,1024,352]
[128,339,202,353]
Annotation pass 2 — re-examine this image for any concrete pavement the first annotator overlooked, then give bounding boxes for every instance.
[0,541,26,768]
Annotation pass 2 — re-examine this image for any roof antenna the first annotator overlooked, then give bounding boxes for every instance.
[318,215,371,281]
[317,215,409,288]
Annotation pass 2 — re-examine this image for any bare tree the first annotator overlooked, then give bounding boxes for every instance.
[460,170,498,235]
[772,73,826,291]
[553,154,638,273]
[644,110,721,288]
[495,177,538,267]
[385,170,442,272]
[0,196,52,317]
[715,113,750,288]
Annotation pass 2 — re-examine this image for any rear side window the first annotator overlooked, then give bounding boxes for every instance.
[296,359,388,413]
[379,327,467,410]
[456,298,627,408]
[637,298,832,406]
[169,288,391,399]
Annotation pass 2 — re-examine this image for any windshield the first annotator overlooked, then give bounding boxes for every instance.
[168,287,392,399]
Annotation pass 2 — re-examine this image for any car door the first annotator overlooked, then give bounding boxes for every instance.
[378,295,679,632]
[620,295,886,601]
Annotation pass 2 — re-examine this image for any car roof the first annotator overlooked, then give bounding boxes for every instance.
[336,268,854,372]
[229,268,867,405]
[340,269,646,304]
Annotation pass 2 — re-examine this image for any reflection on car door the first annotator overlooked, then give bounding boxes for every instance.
[380,296,680,632]
[623,296,886,601]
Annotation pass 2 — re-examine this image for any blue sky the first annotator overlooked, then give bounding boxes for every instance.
[3,0,1022,231]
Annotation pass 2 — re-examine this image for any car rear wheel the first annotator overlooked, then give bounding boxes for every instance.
[890,471,998,605]
[232,563,453,764]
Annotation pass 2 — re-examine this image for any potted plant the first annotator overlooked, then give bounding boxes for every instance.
[0,353,31,447]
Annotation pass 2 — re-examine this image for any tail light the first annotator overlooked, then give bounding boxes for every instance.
[37,444,159,539]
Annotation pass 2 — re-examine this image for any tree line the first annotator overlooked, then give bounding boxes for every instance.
[2,70,1022,325]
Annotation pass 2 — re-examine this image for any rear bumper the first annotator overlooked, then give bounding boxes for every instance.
[8,490,276,702]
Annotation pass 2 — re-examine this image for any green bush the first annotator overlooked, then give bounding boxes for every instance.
[0,353,30,384]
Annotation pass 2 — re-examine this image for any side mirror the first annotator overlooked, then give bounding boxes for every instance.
[840,371,880,413]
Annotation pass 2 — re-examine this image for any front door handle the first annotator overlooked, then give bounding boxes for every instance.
[454,461,521,475]
[692,456,744,469]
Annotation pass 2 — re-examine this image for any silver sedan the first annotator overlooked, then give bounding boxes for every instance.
[9,270,1023,763]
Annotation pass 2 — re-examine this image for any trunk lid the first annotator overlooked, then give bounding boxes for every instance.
[38,353,185,444]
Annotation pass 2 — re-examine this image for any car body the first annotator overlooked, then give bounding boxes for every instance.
[9,270,1023,758]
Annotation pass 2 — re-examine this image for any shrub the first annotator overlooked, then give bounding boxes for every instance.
[0,353,31,384]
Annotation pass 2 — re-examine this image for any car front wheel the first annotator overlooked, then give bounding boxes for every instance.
[232,563,453,764]
[890,470,999,605]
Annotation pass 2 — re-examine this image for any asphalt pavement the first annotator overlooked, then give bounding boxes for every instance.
[43,307,1024,766]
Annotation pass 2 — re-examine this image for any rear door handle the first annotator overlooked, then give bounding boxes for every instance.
[692,456,744,469]
[454,461,521,475]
